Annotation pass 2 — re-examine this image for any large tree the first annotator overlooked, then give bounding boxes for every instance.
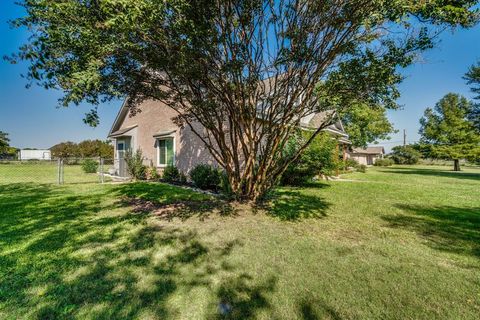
[9,0,479,200]
[340,104,394,147]
[0,131,9,150]
[464,61,480,131]
[419,93,480,171]
[0,131,17,159]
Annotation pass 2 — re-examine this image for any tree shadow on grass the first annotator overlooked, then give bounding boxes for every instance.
[212,274,277,319]
[298,298,344,320]
[384,167,480,181]
[114,184,238,222]
[261,186,331,221]
[383,204,480,258]
[0,182,276,319]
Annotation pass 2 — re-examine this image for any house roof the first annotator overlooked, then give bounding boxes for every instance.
[351,146,385,155]
[153,130,176,138]
[108,125,137,138]
[109,77,350,143]
[108,98,130,137]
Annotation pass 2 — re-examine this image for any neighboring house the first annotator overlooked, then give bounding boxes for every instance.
[19,149,51,161]
[349,146,385,165]
[108,99,350,177]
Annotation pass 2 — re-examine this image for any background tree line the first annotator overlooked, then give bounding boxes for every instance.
[0,131,17,159]
[50,140,113,159]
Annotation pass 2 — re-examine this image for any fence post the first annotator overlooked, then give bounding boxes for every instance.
[57,159,61,185]
[100,157,104,183]
[60,159,64,184]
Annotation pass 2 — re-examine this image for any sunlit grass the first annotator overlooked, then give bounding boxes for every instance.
[0,165,479,319]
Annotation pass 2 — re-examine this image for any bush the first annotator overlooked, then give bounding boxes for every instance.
[148,166,160,181]
[162,165,182,183]
[280,132,339,186]
[189,164,222,190]
[125,150,147,180]
[341,158,359,171]
[219,171,234,197]
[81,159,98,173]
[390,145,421,164]
[374,158,394,167]
[356,164,367,173]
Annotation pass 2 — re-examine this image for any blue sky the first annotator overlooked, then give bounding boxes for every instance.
[1,2,480,151]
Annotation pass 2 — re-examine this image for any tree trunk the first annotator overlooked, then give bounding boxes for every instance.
[453,159,461,171]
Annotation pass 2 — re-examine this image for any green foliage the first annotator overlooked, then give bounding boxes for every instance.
[219,171,234,198]
[124,150,147,180]
[50,140,113,158]
[162,165,185,184]
[419,93,480,168]
[341,158,360,171]
[464,62,480,131]
[9,0,479,200]
[0,131,17,159]
[147,166,161,181]
[81,159,98,173]
[340,103,395,147]
[50,142,79,158]
[356,164,367,173]
[77,140,114,158]
[390,145,421,164]
[0,131,10,150]
[374,158,394,167]
[281,132,338,186]
[189,164,222,191]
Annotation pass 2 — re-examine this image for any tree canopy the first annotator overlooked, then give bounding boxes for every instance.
[464,61,480,131]
[50,140,113,158]
[0,131,9,150]
[419,93,480,170]
[0,131,17,159]
[340,104,394,147]
[9,0,479,200]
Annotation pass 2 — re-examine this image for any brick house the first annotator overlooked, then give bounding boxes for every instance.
[108,99,351,177]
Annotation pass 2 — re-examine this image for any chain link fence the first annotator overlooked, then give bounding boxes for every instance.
[0,158,115,185]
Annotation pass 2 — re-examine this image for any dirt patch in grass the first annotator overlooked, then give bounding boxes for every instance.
[121,196,239,221]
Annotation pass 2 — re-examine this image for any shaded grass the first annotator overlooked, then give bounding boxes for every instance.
[0,165,480,319]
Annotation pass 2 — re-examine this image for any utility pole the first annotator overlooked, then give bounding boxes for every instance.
[403,129,406,147]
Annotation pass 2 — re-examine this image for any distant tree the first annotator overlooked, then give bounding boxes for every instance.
[50,142,80,158]
[77,140,113,158]
[0,131,9,150]
[0,131,17,159]
[389,145,421,165]
[340,104,395,147]
[50,140,113,158]
[419,93,480,171]
[464,62,480,131]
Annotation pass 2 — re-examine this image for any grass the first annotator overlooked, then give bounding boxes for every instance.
[0,165,479,319]
[0,162,109,184]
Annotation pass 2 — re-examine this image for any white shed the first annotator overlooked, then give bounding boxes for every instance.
[19,149,52,160]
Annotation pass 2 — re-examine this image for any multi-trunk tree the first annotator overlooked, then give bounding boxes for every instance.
[9,0,479,200]
[419,93,480,171]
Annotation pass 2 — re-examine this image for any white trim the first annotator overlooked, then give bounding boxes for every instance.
[156,135,176,167]
[108,98,129,137]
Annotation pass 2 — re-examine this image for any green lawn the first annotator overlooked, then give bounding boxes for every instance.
[0,162,109,184]
[0,165,479,319]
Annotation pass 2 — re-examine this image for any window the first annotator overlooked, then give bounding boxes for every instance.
[157,137,174,167]
[117,142,124,151]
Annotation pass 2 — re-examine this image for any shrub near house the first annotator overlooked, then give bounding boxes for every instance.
[281,132,339,186]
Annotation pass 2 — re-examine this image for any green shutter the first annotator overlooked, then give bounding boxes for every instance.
[166,138,174,165]
[159,139,166,165]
